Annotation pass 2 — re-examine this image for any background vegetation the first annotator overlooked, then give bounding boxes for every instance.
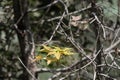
[0,0,120,80]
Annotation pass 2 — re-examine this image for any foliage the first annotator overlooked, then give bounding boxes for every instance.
[33,45,74,65]
[0,0,120,80]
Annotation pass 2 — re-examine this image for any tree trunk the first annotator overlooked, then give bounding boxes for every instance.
[13,0,37,80]
[90,0,102,80]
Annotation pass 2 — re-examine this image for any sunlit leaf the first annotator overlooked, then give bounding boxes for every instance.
[54,52,61,60]
[47,50,61,60]
[46,57,58,65]
[40,45,74,62]
[40,45,53,53]
[62,48,74,55]
[32,55,42,62]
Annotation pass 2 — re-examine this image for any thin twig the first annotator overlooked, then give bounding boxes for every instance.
[99,73,117,80]
[48,72,62,80]
[92,13,106,39]
[80,48,102,69]
[43,12,65,44]
[93,63,97,80]
[17,57,37,80]
[47,5,91,21]
[111,28,120,45]
[28,0,60,12]
[105,38,120,52]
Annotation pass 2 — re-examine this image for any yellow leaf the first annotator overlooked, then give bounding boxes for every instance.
[46,57,57,65]
[62,48,73,55]
[53,47,62,59]
[40,45,53,53]
[47,51,54,55]
[54,46,61,51]
[46,47,62,59]
[47,60,52,65]
[40,45,74,62]
[54,52,61,60]
[47,51,61,60]
[32,55,42,62]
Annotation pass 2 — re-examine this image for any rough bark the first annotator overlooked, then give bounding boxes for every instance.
[13,0,37,80]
